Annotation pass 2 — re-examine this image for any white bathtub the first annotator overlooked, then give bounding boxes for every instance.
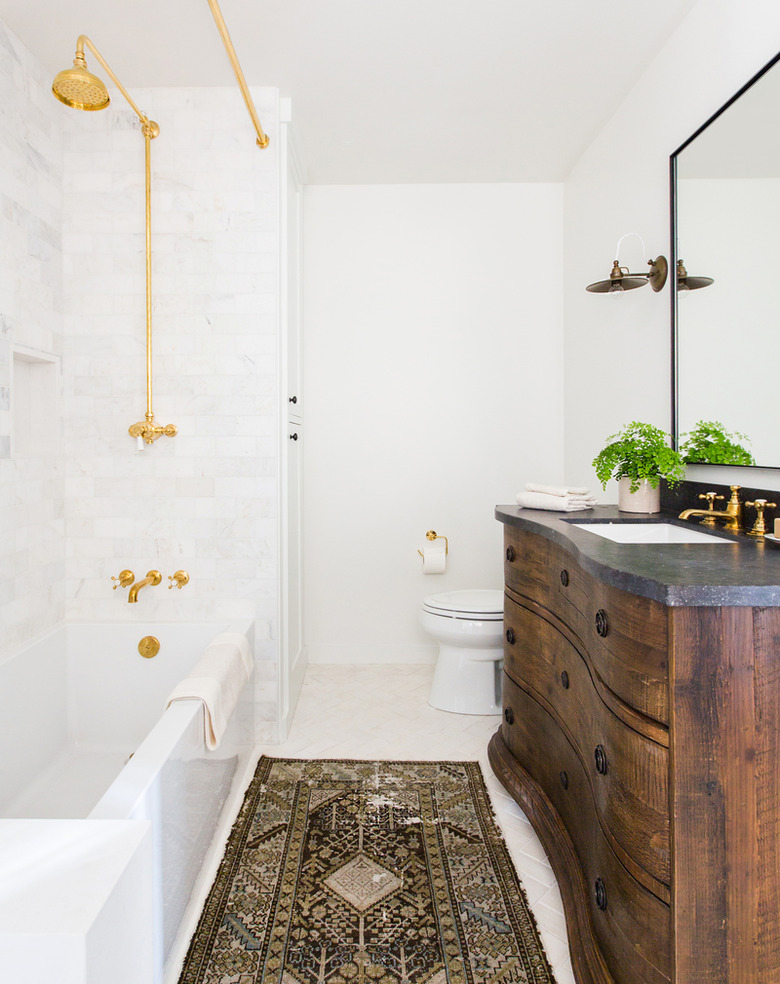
[0,621,256,984]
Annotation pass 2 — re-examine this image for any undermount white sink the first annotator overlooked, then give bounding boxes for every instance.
[574,522,733,544]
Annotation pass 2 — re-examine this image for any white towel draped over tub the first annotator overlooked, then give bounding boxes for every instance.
[166,632,254,750]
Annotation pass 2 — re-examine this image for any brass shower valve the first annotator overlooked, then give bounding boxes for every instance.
[129,419,177,445]
[168,570,190,590]
[111,570,135,590]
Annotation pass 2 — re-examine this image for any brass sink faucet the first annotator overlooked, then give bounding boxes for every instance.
[679,485,743,532]
[128,569,162,603]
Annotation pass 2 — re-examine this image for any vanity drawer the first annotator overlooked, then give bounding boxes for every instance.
[504,526,669,724]
[583,578,669,726]
[501,675,671,984]
[503,597,670,888]
[504,526,586,630]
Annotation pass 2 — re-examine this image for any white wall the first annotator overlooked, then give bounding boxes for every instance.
[0,21,65,656]
[563,0,780,496]
[303,184,564,663]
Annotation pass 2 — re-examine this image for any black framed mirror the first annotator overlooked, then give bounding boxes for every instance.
[671,50,780,468]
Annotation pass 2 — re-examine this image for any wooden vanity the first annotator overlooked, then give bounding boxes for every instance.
[490,505,780,984]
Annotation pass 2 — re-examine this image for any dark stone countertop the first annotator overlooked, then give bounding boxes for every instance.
[496,504,780,607]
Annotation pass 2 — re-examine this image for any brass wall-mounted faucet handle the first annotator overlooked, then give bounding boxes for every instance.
[697,492,725,526]
[168,570,190,590]
[745,499,777,537]
[111,570,135,590]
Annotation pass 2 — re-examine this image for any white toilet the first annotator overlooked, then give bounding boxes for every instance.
[420,589,505,715]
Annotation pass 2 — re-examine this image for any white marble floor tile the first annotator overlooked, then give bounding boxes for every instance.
[255,664,576,984]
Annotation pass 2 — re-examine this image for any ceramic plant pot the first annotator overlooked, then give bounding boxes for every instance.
[617,478,660,514]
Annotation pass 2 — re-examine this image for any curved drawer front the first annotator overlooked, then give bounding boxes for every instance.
[503,597,669,886]
[502,675,671,984]
[504,526,586,630]
[504,527,669,724]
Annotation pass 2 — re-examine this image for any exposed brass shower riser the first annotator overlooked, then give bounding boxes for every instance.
[52,35,176,447]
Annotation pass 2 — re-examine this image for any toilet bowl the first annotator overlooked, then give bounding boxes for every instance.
[420,589,504,715]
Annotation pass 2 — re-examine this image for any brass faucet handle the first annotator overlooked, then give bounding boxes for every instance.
[745,499,777,537]
[168,570,190,590]
[698,492,725,511]
[111,570,135,590]
[745,499,777,510]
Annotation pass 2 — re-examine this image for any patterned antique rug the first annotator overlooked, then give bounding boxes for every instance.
[178,757,556,984]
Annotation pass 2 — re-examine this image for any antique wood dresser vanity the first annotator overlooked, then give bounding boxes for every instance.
[490,504,780,984]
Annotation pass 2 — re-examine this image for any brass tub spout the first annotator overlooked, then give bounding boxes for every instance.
[128,570,162,603]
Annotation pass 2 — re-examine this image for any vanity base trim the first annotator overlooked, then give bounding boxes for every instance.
[488,730,614,984]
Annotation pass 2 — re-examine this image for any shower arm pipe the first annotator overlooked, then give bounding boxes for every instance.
[206,0,270,148]
[75,36,153,131]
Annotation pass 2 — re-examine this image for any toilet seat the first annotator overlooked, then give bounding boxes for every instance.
[422,589,503,620]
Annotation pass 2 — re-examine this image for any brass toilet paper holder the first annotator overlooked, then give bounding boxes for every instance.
[417,530,448,558]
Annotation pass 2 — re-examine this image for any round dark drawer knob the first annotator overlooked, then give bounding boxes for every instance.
[560,670,569,689]
[595,609,609,637]
[559,770,569,790]
[594,744,608,775]
[560,569,569,587]
[506,628,516,645]
[289,395,298,404]
[506,546,515,562]
[504,707,514,725]
[289,432,299,441]
[595,877,608,911]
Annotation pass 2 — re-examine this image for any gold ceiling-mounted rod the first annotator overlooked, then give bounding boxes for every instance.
[52,36,177,447]
[206,0,270,149]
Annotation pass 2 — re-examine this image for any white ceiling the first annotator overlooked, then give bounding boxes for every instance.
[1,0,700,184]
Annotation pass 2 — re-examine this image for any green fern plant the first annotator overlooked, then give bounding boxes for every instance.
[680,419,755,466]
[592,421,686,492]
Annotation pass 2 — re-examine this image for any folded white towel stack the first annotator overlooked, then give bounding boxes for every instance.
[166,631,254,750]
[525,483,591,498]
[516,482,598,512]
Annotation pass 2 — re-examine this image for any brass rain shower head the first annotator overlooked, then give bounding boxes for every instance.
[52,52,110,111]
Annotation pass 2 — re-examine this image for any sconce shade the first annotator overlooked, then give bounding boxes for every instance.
[677,259,713,291]
[586,256,668,293]
[52,56,110,111]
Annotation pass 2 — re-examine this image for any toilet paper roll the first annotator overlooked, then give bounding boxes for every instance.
[421,543,447,574]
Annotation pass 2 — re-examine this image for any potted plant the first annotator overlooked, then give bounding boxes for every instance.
[680,419,755,466]
[592,421,686,513]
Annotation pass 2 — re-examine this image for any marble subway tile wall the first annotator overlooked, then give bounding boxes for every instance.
[59,88,281,739]
[0,21,66,657]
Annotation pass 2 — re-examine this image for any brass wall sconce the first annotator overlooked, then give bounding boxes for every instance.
[586,233,668,294]
[52,36,177,447]
[676,259,714,291]
[206,0,270,149]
